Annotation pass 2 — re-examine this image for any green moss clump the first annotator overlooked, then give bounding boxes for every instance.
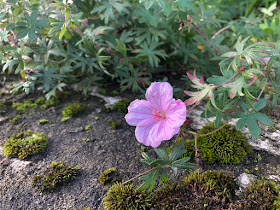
[107,121,120,129]
[154,171,236,210]
[99,168,119,185]
[110,90,119,96]
[12,99,37,113]
[113,98,131,113]
[32,161,79,192]
[237,179,280,209]
[3,131,48,159]
[37,119,49,125]
[62,103,85,118]
[61,117,70,123]
[35,97,46,105]
[104,183,152,210]
[197,122,252,164]
[9,115,22,123]
[85,125,90,131]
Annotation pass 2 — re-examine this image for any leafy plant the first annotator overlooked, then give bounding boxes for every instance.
[139,140,196,191]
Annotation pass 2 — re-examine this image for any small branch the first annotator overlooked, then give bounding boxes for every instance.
[186,98,204,115]
[215,66,244,90]
[194,135,198,157]
[191,23,220,56]
[212,25,230,39]
[122,166,159,185]
[175,128,181,143]
[169,30,184,56]
[256,77,268,101]
[199,120,230,137]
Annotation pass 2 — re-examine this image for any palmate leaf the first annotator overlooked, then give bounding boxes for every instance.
[231,98,274,139]
[137,40,167,67]
[92,0,130,24]
[139,141,195,191]
[15,11,49,41]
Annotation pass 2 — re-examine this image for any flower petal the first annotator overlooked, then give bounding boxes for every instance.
[165,99,186,128]
[149,121,180,147]
[125,99,154,126]
[135,122,157,146]
[145,82,173,110]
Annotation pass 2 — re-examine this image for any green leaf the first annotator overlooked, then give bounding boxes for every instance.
[172,157,196,169]
[253,98,267,111]
[154,146,169,161]
[236,116,247,130]
[247,117,262,140]
[138,168,159,191]
[168,140,187,162]
[252,113,274,126]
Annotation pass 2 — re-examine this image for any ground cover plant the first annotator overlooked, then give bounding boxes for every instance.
[1,0,280,209]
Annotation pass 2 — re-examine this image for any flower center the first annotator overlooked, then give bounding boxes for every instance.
[153,110,166,120]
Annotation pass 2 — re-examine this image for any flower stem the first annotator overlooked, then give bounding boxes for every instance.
[122,166,159,185]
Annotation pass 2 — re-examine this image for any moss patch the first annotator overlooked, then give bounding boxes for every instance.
[12,99,37,114]
[62,103,85,118]
[237,178,280,209]
[154,170,236,210]
[37,119,49,125]
[104,183,152,210]
[3,131,48,159]
[197,122,253,164]
[99,168,120,185]
[107,121,120,129]
[112,98,131,113]
[32,161,79,193]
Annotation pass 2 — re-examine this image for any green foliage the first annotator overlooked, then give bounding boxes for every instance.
[62,103,85,118]
[107,120,121,129]
[37,119,49,125]
[112,98,131,113]
[3,131,48,159]
[99,168,119,185]
[153,170,236,210]
[3,0,279,97]
[12,99,37,113]
[9,114,22,123]
[104,183,153,210]
[196,122,253,164]
[139,141,196,191]
[32,161,79,193]
[61,117,70,123]
[238,178,280,209]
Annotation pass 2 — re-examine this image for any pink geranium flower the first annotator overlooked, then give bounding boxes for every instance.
[125,82,186,148]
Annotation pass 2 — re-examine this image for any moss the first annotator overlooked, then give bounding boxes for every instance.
[62,103,85,118]
[107,121,120,129]
[154,171,236,210]
[196,122,253,164]
[82,138,90,142]
[94,116,99,120]
[35,97,46,105]
[61,117,70,123]
[237,178,280,209]
[32,161,79,193]
[112,98,131,113]
[99,88,107,96]
[9,115,22,123]
[37,119,49,125]
[12,99,37,113]
[110,90,119,96]
[49,124,55,127]
[99,168,120,185]
[44,97,60,108]
[85,125,90,131]
[104,183,153,210]
[3,131,48,159]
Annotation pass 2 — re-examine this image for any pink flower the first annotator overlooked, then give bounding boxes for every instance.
[125,82,186,148]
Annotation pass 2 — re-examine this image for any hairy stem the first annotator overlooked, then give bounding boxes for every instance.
[191,23,221,56]
[122,166,159,185]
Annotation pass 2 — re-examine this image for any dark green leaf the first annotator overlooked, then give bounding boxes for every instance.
[247,117,262,140]
[252,113,274,126]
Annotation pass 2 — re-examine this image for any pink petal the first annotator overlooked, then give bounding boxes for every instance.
[135,122,157,146]
[165,99,186,128]
[145,82,173,110]
[184,97,197,106]
[125,99,154,126]
[149,121,180,146]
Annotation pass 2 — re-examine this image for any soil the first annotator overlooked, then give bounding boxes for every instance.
[0,82,279,210]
